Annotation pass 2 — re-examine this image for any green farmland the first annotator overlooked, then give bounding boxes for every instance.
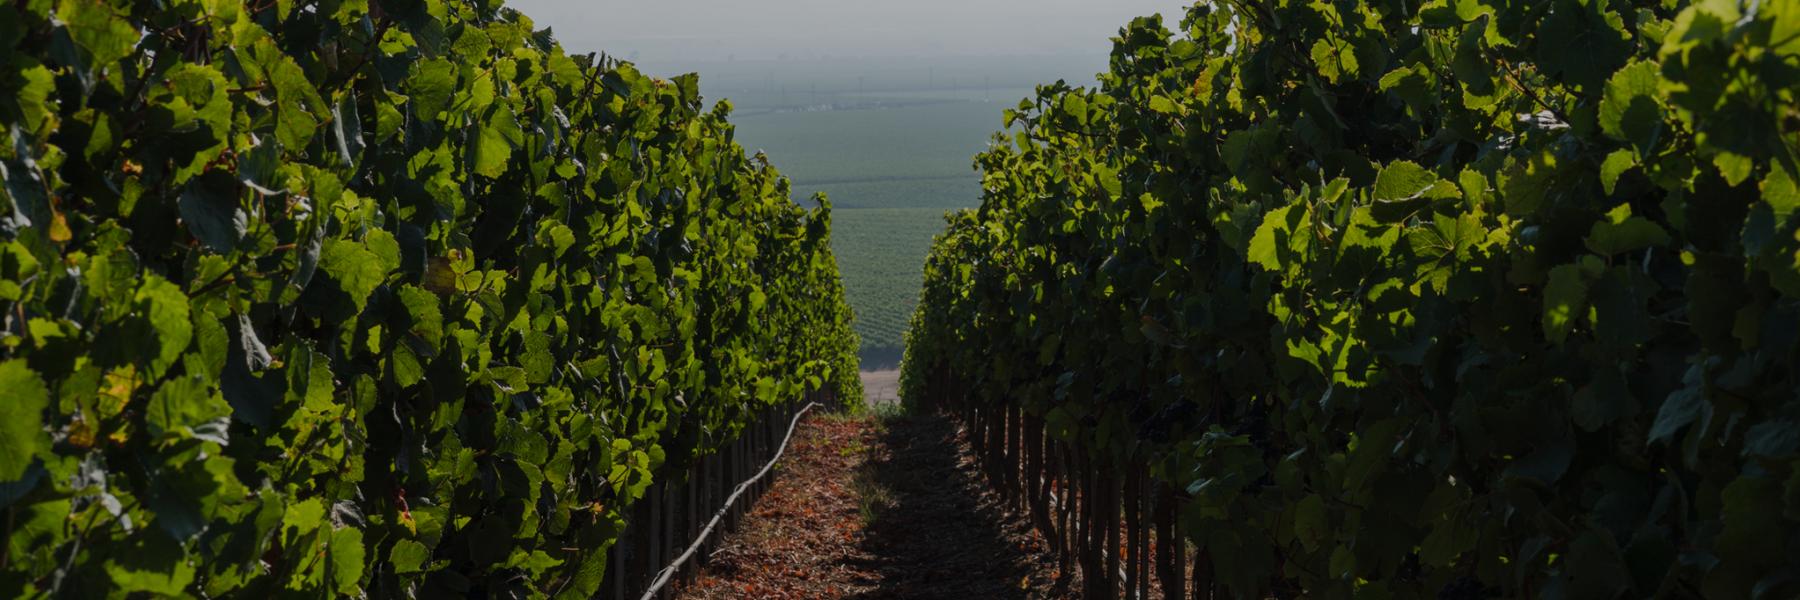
[733,100,1010,201]
[828,208,952,368]
[732,89,1032,366]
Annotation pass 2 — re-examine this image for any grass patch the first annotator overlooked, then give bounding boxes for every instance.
[869,398,910,421]
[851,461,895,526]
[828,412,900,527]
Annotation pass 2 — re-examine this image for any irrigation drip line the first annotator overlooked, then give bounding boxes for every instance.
[637,401,820,600]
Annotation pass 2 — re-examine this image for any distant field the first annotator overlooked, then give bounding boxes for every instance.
[713,74,1047,367]
[733,99,1015,185]
[731,94,1010,367]
[663,56,1091,113]
[804,177,982,210]
[829,208,954,368]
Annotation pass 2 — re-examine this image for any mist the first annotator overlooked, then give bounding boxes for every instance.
[504,0,1198,65]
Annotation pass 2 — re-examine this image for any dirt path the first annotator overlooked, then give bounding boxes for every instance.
[675,412,1073,599]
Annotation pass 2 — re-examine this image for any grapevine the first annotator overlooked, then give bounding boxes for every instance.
[0,0,860,597]
[904,1,1800,598]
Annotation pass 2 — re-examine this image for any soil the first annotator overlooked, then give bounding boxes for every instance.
[674,412,1076,600]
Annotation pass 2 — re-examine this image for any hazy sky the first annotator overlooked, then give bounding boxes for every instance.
[505,0,1198,63]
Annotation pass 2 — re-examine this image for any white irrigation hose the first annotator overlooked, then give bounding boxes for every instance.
[637,402,820,600]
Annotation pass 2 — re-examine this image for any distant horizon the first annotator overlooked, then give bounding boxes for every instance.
[506,0,1197,65]
[592,51,1130,64]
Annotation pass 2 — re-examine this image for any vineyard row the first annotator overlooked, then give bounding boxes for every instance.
[0,0,861,597]
[902,2,1800,599]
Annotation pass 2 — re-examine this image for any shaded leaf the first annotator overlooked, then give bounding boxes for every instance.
[0,360,49,480]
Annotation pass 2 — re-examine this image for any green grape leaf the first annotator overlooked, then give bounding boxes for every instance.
[1293,494,1328,552]
[538,220,575,259]
[57,0,138,68]
[1660,1,1739,56]
[332,91,364,168]
[1709,475,1785,598]
[220,312,283,429]
[453,26,493,58]
[1501,151,1558,216]
[136,276,194,378]
[1649,366,1706,445]
[467,76,495,112]
[284,497,326,538]
[1543,263,1590,344]
[1378,63,1437,110]
[364,229,401,271]
[144,452,238,543]
[1450,24,1496,101]
[392,539,429,574]
[0,360,49,480]
[1248,205,1299,271]
[1311,39,1358,83]
[1586,203,1670,256]
[1408,212,1486,294]
[192,312,229,383]
[146,375,232,441]
[1060,94,1088,125]
[1773,2,1800,57]
[409,58,458,120]
[178,180,247,254]
[398,286,444,347]
[1419,519,1478,568]
[1762,163,1800,219]
[84,244,139,306]
[104,532,197,595]
[168,63,232,132]
[475,116,516,178]
[511,550,564,576]
[1599,60,1663,154]
[321,238,389,312]
[389,338,426,389]
[1148,95,1179,115]
[270,50,325,143]
[1714,152,1754,186]
[1373,161,1441,203]
[522,331,553,384]
[14,65,55,132]
[330,527,366,594]
[1535,0,1631,91]
[1600,149,1637,195]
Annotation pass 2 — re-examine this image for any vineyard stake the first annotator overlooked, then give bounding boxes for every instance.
[637,401,820,600]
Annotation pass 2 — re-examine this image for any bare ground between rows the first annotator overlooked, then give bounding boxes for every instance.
[674,412,1076,599]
